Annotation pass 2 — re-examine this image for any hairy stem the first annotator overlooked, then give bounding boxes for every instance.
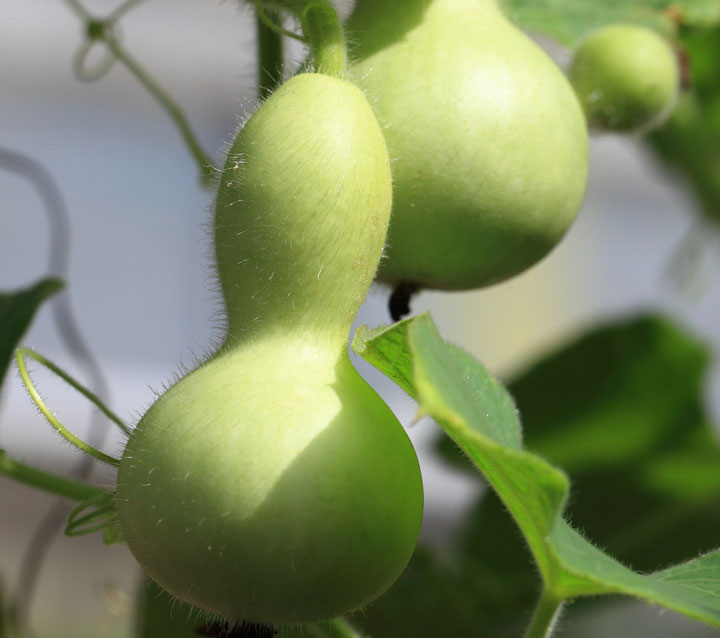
[524,589,565,638]
[300,1,346,77]
[0,453,108,503]
[108,0,147,21]
[256,8,285,99]
[16,348,123,466]
[260,0,346,77]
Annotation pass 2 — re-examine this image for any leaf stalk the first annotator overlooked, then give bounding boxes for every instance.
[524,589,565,638]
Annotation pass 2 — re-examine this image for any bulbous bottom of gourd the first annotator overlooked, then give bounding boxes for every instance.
[116,338,423,624]
[375,222,559,292]
[348,0,589,292]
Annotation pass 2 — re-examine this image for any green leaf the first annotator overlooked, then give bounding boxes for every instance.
[353,314,720,629]
[453,489,540,628]
[501,0,720,47]
[504,317,708,472]
[508,316,720,570]
[0,278,63,390]
[435,315,720,628]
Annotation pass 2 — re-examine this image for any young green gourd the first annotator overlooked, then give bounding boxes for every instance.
[115,73,424,624]
[346,0,589,291]
[569,25,680,133]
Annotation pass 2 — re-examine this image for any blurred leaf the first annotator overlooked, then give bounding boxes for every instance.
[455,489,540,633]
[507,315,711,480]
[438,315,720,626]
[349,546,485,638]
[354,314,720,631]
[501,0,719,46]
[648,25,720,225]
[0,278,63,390]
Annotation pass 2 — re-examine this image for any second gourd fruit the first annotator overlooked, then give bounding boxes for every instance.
[116,73,423,624]
[569,24,680,133]
[347,0,589,291]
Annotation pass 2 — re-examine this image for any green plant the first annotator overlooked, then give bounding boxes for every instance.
[346,0,589,291]
[569,24,680,132]
[3,1,720,637]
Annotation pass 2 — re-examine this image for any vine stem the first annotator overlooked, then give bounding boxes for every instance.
[60,0,216,186]
[254,0,305,42]
[259,0,346,77]
[108,0,146,22]
[16,347,123,466]
[104,34,216,185]
[327,618,364,638]
[62,0,89,19]
[256,6,285,99]
[0,453,109,503]
[300,1,346,77]
[524,589,565,638]
[0,146,116,633]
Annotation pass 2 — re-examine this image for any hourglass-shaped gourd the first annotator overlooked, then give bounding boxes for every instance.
[116,73,424,624]
[347,0,589,291]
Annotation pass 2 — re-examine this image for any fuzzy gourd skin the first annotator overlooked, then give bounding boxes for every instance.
[116,74,423,624]
[346,0,589,291]
[569,25,680,133]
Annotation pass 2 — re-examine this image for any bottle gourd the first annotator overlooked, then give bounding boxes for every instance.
[346,0,589,291]
[116,73,424,624]
[569,24,680,133]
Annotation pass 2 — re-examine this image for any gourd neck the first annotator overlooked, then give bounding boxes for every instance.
[213,74,391,356]
[263,0,347,77]
[215,183,378,356]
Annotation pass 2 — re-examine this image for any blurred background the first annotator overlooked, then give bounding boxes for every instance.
[1,1,719,636]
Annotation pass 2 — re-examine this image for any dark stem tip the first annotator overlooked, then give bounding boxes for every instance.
[389,281,420,323]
